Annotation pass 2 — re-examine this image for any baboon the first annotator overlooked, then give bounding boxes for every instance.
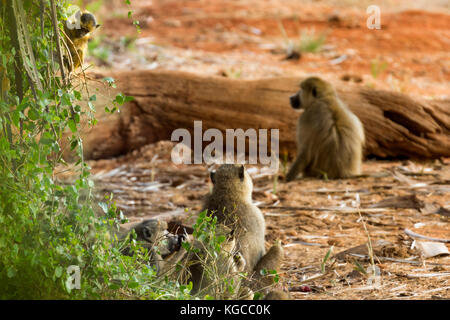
[63,11,100,72]
[203,164,266,272]
[201,164,286,299]
[286,77,365,181]
[120,219,185,275]
[252,240,284,289]
[243,240,289,300]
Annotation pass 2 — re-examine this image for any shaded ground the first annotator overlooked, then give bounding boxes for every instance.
[69,0,450,299]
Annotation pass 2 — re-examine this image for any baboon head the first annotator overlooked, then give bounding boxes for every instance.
[290,77,335,110]
[134,219,168,244]
[79,11,100,36]
[210,164,253,202]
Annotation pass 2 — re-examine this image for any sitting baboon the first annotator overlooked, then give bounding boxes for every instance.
[202,164,265,272]
[201,164,287,299]
[286,77,365,180]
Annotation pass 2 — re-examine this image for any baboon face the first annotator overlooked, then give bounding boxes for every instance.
[289,93,301,110]
[135,219,168,243]
[210,164,253,201]
[80,12,100,36]
[290,77,334,109]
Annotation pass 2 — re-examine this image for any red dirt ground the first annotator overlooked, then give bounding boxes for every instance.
[91,0,450,98]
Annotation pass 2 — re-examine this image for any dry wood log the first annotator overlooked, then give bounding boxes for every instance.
[66,70,450,161]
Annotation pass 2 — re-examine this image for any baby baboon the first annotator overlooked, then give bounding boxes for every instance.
[203,164,266,272]
[63,11,100,72]
[255,240,283,270]
[243,240,288,299]
[286,77,365,181]
[253,240,284,288]
[120,219,185,275]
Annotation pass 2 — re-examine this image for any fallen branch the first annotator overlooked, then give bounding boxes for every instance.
[64,70,450,161]
[404,228,450,243]
[261,206,387,213]
[348,253,422,265]
[406,273,450,279]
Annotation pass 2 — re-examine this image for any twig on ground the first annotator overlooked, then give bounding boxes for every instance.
[404,228,450,243]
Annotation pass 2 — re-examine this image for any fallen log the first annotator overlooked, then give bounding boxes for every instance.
[67,70,450,161]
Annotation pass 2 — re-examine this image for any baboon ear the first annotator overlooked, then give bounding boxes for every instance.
[312,87,317,98]
[238,165,245,181]
[210,171,216,184]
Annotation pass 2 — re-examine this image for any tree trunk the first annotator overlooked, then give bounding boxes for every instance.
[68,70,450,161]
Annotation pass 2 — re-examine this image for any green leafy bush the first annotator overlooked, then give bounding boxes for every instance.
[0,0,187,299]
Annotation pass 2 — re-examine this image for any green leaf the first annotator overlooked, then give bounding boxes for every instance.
[7,266,16,278]
[11,110,20,127]
[70,139,78,150]
[253,292,263,300]
[40,136,53,146]
[114,93,125,105]
[73,90,82,100]
[109,283,120,290]
[28,108,39,120]
[321,245,334,273]
[55,266,63,278]
[68,119,77,133]
[61,93,72,106]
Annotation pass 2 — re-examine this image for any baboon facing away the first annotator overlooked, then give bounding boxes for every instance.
[202,164,266,272]
[201,164,286,299]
